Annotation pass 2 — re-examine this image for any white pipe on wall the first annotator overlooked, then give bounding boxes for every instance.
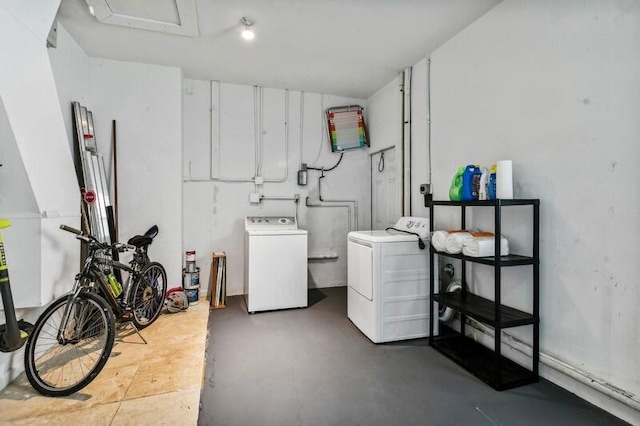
[467,320,640,412]
[402,67,412,215]
[305,197,353,232]
[299,91,305,169]
[254,85,261,179]
[317,198,358,231]
[183,81,289,184]
[264,88,289,183]
[316,172,359,231]
[309,94,326,168]
[426,57,432,189]
[260,194,299,202]
[256,87,289,183]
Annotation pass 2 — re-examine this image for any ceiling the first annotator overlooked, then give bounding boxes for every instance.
[58,0,501,99]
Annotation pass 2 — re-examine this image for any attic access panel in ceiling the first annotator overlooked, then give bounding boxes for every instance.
[86,0,199,37]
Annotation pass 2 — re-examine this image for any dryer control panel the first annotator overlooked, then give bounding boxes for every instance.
[393,217,430,240]
[245,216,298,230]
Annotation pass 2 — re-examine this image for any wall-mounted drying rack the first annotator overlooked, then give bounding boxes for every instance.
[326,106,368,152]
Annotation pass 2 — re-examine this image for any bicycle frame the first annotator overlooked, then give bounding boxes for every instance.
[25,223,166,397]
[56,243,142,344]
[54,223,165,346]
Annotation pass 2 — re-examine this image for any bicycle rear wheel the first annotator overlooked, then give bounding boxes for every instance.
[24,292,115,397]
[130,262,167,329]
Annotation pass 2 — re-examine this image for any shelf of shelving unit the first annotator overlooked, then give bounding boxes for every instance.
[430,250,535,266]
[428,198,540,391]
[432,292,537,328]
[432,330,538,390]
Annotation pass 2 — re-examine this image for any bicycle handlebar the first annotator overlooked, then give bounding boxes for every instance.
[115,243,136,252]
[59,225,135,252]
[59,224,83,235]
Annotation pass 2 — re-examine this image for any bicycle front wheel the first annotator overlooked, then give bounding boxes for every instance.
[24,292,115,397]
[130,262,167,329]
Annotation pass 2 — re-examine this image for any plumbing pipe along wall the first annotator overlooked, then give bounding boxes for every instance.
[424,1,640,422]
[402,67,411,215]
[182,80,370,295]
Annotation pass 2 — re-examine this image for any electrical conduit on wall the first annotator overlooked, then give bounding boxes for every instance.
[183,81,289,184]
[402,67,411,216]
[465,319,640,412]
[315,170,358,231]
[426,58,432,192]
[300,91,359,233]
[421,52,637,416]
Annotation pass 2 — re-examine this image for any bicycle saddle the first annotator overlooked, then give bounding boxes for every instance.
[127,225,158,248]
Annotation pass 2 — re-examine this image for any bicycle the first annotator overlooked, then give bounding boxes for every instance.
[23,224,167,397]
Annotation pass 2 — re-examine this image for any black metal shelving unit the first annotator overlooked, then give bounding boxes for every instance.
[428,199,540,391]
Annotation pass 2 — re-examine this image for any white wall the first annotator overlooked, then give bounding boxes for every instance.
[366,76,403,229]
[426,0,640,422]
[0,0,81,390]
[409,58,431,220]
[48,24,90,153]
[366,76,403,154]
[183,80,369,296]
[0,2,81,304]
[366,70,433,225]
[89,59,183,289]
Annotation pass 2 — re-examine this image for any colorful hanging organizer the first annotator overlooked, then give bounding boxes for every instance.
[326,106,368,152]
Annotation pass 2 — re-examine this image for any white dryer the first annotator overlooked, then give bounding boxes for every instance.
[347,217,437,343]
[244,216,308,313]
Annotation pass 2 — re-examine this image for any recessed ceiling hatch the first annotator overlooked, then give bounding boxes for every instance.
[85,0,199,37]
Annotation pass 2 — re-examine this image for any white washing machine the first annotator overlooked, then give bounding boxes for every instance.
[347,217,437,343]
[244,216,308,313]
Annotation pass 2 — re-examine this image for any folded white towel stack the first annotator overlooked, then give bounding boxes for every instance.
[443,231,495,254]
[431,231,450,252]
[462,236,510,257]
[445,232,473,254]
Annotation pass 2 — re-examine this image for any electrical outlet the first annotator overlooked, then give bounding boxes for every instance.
[249,193,261,204]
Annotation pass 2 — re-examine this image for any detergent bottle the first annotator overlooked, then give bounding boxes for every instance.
[461,165,482,201]
[479,167,490,200]
[449,166,464,201]
[488,163,497,200]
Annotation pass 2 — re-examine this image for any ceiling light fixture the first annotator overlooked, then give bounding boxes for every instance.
[241,17,255,40]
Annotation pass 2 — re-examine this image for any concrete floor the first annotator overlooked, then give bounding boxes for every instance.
[0,301,209,425]
[199,287,628,426]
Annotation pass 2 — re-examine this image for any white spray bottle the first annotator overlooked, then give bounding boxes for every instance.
[479,167,490,200]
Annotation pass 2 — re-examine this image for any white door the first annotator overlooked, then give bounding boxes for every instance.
[371,147,400,230]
